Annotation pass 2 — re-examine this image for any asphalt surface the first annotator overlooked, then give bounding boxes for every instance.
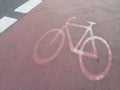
[0,0,28,19]
[0,0,120,90]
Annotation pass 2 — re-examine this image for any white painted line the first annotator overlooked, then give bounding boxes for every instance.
[0,16,18,33]
[14,0,43,13]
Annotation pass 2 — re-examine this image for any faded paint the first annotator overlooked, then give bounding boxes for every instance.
[33,17,112,81]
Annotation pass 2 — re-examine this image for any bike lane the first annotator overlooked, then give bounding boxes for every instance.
[0,0,120,90]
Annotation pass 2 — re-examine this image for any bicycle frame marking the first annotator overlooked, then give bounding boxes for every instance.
[33,17,112,81]
[56,17,97,58]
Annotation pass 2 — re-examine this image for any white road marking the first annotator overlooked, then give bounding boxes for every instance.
[14,0,43,13]
[0,16,18,33]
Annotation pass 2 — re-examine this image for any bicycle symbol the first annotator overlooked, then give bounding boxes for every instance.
[33,17,112,81]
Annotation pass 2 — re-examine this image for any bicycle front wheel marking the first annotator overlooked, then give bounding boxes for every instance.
[33,29,65,64]
[79,36,112,81]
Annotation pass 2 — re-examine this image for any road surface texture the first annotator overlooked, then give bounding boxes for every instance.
[0,0,120,90]
[0,0,28,19]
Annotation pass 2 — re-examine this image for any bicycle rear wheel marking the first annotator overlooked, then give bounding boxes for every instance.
[33,29,65,64]
[79,36,112,81]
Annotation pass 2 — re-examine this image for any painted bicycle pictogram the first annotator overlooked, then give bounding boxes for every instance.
[33,17,112,81]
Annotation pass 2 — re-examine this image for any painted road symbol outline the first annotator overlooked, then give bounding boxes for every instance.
[33,17,112,81]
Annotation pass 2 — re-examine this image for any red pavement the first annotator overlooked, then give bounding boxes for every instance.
[0,0,120,90]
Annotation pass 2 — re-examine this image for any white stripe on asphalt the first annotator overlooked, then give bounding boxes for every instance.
[14,0,43,13]
[0,16,17,33]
